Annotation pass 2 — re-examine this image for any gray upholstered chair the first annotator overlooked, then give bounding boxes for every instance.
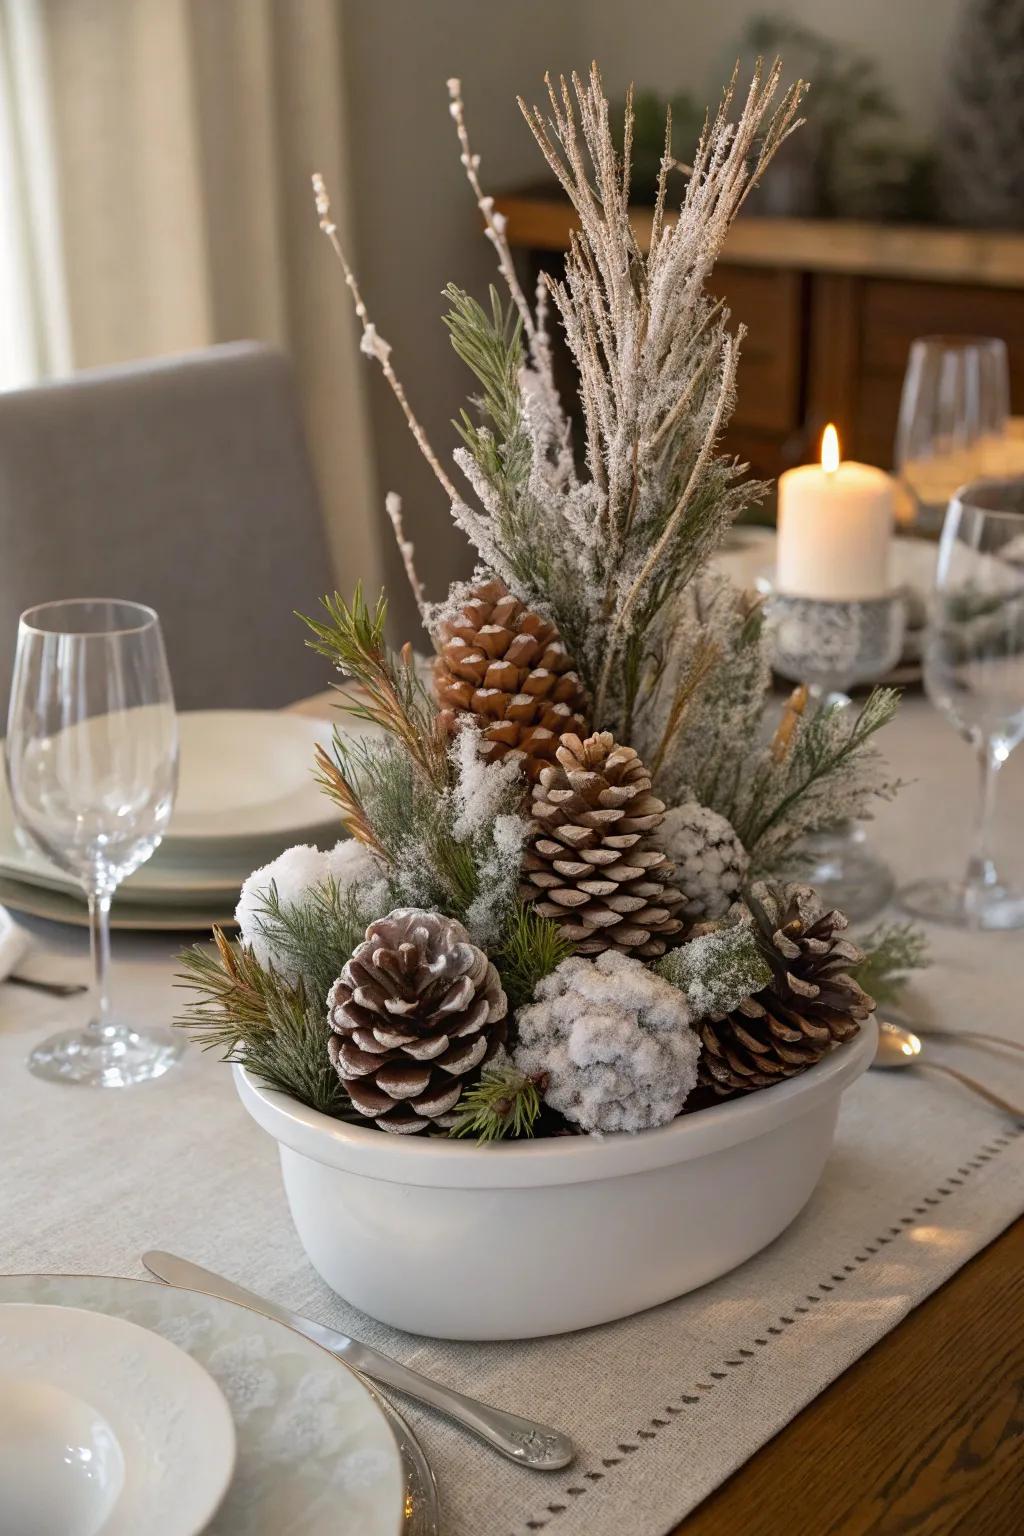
[0,342,337,719]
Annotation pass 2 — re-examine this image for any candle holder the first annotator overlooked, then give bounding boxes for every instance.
[761,583,907,922]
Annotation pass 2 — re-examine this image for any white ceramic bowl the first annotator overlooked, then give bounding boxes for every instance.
[234,1017,876,1340]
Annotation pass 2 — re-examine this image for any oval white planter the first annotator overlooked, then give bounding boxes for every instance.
[234,1016,876,1340]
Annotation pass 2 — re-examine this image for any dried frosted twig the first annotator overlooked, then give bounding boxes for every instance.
[311,172,461,510]
[384,492,427,618]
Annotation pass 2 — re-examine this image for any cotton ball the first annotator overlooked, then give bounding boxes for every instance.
[656,801,748,920]
[236,838,382,979]
[513,952,700,1134]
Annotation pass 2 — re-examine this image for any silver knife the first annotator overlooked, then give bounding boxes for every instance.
[143,1250,575,1470]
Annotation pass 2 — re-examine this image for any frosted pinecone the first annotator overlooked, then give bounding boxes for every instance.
[513,951,700,1134]
[656,801,748,921]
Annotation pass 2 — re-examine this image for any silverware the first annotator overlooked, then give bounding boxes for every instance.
[143,1250,576,1470]
[7,973,89,997]
[873,1020,1024,1118]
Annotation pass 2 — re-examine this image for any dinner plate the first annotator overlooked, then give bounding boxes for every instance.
[0,1302,236,1536]
[0,709,363,909]
[0,874,236,932]
[0,1275,413,1536]
[165,711,343,848]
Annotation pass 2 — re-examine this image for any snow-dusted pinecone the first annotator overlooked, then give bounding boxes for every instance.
[327,908,507,1134]
[697,883,874,1096]
[520,731,685,959]
[513,951,700,1133]
[433,576,588,783]
[656,800,748,920]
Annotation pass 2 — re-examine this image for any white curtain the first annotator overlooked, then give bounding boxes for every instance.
[0,0,382,594]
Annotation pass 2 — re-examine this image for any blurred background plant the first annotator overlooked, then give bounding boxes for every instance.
[737,14,937,221]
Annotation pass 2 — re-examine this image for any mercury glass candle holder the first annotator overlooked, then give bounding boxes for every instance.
[761,583,907,921]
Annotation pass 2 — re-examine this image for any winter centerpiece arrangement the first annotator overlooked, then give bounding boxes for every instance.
[180,61,920,1151]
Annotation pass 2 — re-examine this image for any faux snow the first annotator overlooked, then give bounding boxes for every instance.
[513,951,700,1134]
[236,839,381,980]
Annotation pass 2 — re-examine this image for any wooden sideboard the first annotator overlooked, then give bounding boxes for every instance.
[495,194,1024,485]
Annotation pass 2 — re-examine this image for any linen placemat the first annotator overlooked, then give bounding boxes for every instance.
[4,702,1024,1535]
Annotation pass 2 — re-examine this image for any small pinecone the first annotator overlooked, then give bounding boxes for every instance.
[433,576,588,783]
[520,731,685,959]
[656,800,749,921]
[698,883,874,1096]
[327,908,507,1134]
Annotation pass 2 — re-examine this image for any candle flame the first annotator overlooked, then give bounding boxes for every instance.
[821,423,840,473]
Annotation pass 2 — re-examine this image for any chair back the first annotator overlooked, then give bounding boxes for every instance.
[0,342,336,720]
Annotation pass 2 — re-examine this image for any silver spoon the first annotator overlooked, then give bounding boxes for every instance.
[874,1020,1024,1119]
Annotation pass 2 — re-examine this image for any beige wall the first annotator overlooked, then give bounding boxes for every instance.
[342,0,581,640]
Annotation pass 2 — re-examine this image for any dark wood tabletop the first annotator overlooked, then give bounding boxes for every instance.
[674,1219,1024,1534]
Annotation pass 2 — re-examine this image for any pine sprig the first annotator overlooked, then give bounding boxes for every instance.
[739,687,902,868]
[175,930,356,1119]
[494,900,573,1013]
[851,921,930,1007]
[250,877,367,1008]
[448,1061,545,1142]
[444,283,530,488]
[300,586,446,787]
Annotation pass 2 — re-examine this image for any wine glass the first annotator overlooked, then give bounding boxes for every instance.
[5,599,183,1084]
[895,336,1010,534]
[900,479,1024,929]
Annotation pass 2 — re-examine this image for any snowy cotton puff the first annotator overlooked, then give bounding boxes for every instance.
[513,952,700,1134]
[236,840,382,980]
[656,800,749,921]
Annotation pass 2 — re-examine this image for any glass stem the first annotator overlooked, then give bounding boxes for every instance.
[86,891,116,1040]
[965,742,1004,925]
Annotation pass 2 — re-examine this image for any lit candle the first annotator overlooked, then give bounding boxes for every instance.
[776,425,895,600]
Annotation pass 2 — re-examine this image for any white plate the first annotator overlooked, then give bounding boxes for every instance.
[0,874,236,932]
[0,709,359,905]
[166,711,343,846]
[0,1276,407,1536]
[0,1302,236,1536]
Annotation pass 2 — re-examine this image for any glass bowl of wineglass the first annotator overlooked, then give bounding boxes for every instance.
[900,478,1024,929]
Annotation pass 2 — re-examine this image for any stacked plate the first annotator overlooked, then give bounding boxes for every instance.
[0,1273,435,1533]
[0,710,358,932]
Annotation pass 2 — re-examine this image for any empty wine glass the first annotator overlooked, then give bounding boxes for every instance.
[5,599,182,1084]
[900,479,1024,929]
[895,336,1010,534]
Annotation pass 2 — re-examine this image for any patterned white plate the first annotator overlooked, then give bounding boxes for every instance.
[0,1303,236,1536]
[0,1276,406,1536]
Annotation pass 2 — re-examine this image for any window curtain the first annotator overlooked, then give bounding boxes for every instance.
[2,0,381,595]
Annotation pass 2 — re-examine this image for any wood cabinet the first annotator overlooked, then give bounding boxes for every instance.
[496,195,1024,487]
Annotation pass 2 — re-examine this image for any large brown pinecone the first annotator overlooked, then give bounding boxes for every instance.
[327,908,508,1134]
[520,731,686,959]
[433,576,588,783]
[698,883,874,1096]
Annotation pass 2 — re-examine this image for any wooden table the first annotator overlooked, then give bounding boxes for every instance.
[678,1219,1024,1534]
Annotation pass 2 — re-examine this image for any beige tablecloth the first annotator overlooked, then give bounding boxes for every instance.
[3,699,1024,1536]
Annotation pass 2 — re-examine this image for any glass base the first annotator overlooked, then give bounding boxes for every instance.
[796,831,894,923]
[28,1023,183,1087]
[899,877,1024,931]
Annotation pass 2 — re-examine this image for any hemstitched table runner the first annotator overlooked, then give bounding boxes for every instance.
[4,702,1024,1536]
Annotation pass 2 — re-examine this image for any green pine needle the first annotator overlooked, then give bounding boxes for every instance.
[174,932,357,1120]
[495,900,573,1013]
[851,920,930,1007]
[448,1062,544,1142]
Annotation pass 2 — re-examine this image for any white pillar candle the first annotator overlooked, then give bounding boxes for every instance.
[776,426,895,600]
